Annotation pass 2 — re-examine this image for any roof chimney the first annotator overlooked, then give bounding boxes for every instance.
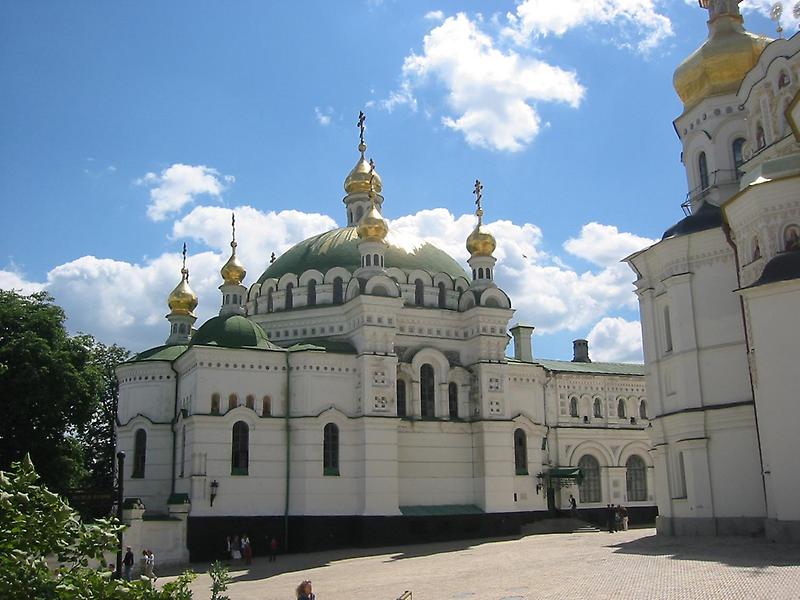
[572,339,591,363]
[510,325,535,362]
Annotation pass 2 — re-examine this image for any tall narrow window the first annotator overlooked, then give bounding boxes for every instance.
[420,364,435,418]
[246,395,255,410]
[231,421,249,475]
[262,395,272,417]
[478,267,485,279]
[617,399,626,419]
[333,277,344,304]
[415,280,424,306]
[132,429,147,478]
[180,425,186,478]
[267,288,274,313]
[448,382,458,419]
[211,394,220,415]
[514,429,528,475]
[639,400,648,420]
[365,254,372,267]
[228,394,238,411]
[593,398,603,418]
[698,152,709,191]
[323,423,339,476]
[664,306,673,353]
[756,125,766,150]
[285,283,294,310]
[396,380,407,417]
[626,455,647,501]
[307,280,317,306]
[675,451,687,498]
[732,137,746,177]
[578,455,601,503]
[569,397,578,418]
[438,282,447,309]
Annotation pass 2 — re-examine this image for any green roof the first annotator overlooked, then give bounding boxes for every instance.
[127,344,188,363]
[286,339,357,354]
[400,504,484,516]
[526,358,646,376]
[258,226,469,283]
[191,314,280,350]
[546,467,583,480]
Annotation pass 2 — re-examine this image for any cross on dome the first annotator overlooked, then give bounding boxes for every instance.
[473,179,484,224]
[699,0,742,19]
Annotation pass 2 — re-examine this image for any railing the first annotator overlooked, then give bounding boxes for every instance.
[682,169,740,215]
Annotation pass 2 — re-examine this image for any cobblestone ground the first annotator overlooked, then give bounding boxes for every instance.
[161,528,800,600]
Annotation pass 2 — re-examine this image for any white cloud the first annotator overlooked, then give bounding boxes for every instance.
[314,106,333,126]
[504,0,674,53]
[563,222,656,267]
[741,0,800,29]
[425,10,444,21]
[380,80,418,113]
[587,316,644,362]
[0,268,45,294]
[396,13,585,151]
[137,164,234,222]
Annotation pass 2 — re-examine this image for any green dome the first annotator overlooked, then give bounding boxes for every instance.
[258,226,469,283]
[191,314,278,350]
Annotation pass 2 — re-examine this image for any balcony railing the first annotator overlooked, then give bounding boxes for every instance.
[682,169,741,215]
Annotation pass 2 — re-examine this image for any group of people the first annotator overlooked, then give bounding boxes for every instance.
[606,504,629,532]
[226,534,279,564]
[114,546,156,582]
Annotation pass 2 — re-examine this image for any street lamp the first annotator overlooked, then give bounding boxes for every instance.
[115,451,125,578]
[210,479,219,507]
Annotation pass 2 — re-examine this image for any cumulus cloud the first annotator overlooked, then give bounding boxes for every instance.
[137,164,234,221]
[395,13,585,151]
[564,222,656,267]
[504,0,674,53]
[425,10,445,21]
[587,316,644,362]
[0,268,44,294]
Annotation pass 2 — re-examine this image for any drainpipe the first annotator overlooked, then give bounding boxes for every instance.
[170,362,180,496]
[283,349,291,552]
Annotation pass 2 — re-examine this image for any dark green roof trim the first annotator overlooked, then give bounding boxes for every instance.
[400,504,484,516]
[509,357,645,376]
[286,339,358,354]
[258,226,469,283]
[126,344,188,363]
[662,202,723,240]
[746,250,800,289]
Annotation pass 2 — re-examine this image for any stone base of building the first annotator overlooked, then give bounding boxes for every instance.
[764,518,800,543]
[656,515,764,537]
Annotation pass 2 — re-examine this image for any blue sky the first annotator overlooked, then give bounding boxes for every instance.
[0,0,792,360]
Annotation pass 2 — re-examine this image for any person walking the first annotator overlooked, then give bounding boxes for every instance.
[242,533,252,565]
[606,504,616,533]
[123,546,134,581]
[231,535,242,561]
[569,494,578,518]
[269,536,278,562]
[296,580,315,600]
[620,505,629,531]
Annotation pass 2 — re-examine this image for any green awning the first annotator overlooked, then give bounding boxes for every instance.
[546,468,582,479]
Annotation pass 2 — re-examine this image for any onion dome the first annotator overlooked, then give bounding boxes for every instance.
[220,213,246,285]
[168,244,198,316]
[345,110,383,195]
[191,313,277,349]
[674,1,770,111]
[466,179,496,257]
[357,204,389,242]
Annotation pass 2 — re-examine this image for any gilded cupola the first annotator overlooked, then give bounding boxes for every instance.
[466,179,496,257]
[357,159,389,243]
[220,213,246,285]
[168,243,198,316]
[674,0,770,112]
[344,111,383,195]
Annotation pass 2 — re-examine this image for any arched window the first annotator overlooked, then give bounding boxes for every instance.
[472,268,477,280]
[732,137,746,177]
[307,280,317,306]
[448,382,458,419]
[267,288,274,313]
[756,124,766,150]
[180,425,186,478]
[333,277,344,304]
[228,394,238,411]
[396,380,407,417]
[323,423,339,476]
[231,421,249,475]
[578,455,601,503]
[593,398,603,418]
[569,397,578,418]
[414,280,424,306]
[132,429,146,478]
[285,283,294,310]
[514,428,528,475]
[617,399,626,419]
[373,254,380,267]
[639,400,648,420]
[486,268,491,279]
[246,395,255,410]
[698,152,709,191]
[626,455,647,501]
[420,364,435,418]
[365,254,372,267]
[262,395,271,417]
[438,282,447,309]
[211,394,220,415]
[478,267,485,279]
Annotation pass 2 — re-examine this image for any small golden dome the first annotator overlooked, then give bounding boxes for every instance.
[221,242,246,285]
[168,269,198,316]
[357,204,389,242]
[466,224,496,257]
[345,149,383,195]
[674,10,769,111]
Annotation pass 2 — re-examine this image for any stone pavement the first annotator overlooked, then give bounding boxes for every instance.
[160,528,800,599]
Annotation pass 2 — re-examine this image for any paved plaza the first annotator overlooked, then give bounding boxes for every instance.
[162,528,800,599]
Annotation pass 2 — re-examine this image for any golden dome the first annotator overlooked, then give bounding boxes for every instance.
[168,269,198,316]
[674,10,769,111]
[221,241,246,285]
[466,223,496,257]
[357,204,388,242]
[344,150,383,195]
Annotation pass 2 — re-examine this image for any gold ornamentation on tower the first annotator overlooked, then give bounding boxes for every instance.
[673,0,770,111]
[220,213,246,285]
[466,179,496,257]
[344,111,383,195]
[357,159,389,242]
[168,243,198,316]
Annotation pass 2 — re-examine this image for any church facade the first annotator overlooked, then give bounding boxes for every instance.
[116,121,654,559]
[626,0,800,542]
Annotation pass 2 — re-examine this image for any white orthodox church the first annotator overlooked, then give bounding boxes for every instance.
[116,118,655,561]
[626,0,800,542]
